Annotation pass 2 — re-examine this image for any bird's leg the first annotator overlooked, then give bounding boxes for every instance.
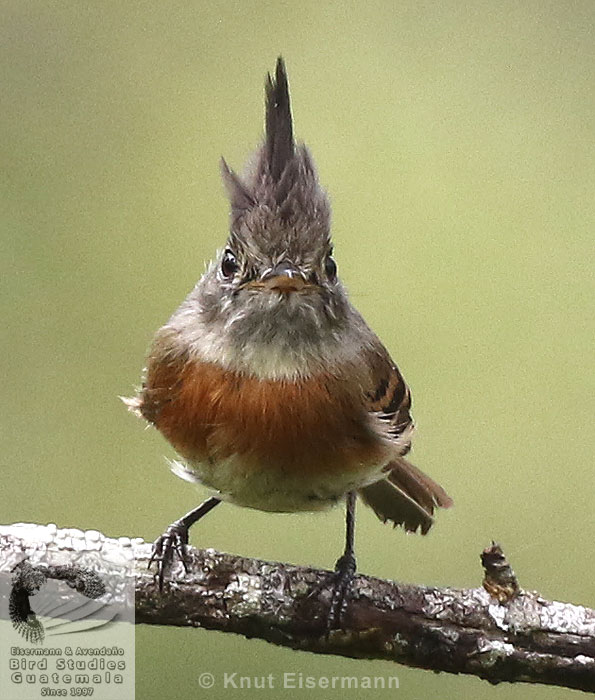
[327,491,357,630]
[149,496,221,591]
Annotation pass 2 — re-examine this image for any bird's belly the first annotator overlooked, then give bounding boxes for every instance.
[186,453,388,513]
[150,360,392,511]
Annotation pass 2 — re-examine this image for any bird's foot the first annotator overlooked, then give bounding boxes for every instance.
[148,521,190,591]
[327,551,356,632]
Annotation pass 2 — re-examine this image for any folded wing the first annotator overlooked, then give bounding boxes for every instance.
[359,340,453,533]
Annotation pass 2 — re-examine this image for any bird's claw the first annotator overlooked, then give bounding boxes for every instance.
[148,522,190,591]
[326,552,356,632]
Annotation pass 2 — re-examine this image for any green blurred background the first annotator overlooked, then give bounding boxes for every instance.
[2,1,593,698]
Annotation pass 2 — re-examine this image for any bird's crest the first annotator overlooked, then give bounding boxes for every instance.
[221,57,330,244]
[265,57,294,184]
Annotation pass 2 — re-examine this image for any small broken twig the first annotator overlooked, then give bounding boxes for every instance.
[482,541,520,603]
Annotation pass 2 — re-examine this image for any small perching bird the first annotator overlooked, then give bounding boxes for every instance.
[126,57,452,628]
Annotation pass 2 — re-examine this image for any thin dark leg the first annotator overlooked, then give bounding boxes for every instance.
[343,491,356,560]
[327,491,357,630]
[149,496,221,590]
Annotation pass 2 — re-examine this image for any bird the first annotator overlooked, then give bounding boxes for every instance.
[125,57,452,628]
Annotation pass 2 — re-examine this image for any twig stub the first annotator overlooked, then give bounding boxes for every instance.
[481,541,520,603]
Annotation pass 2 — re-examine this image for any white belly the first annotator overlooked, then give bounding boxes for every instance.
[170,454,388,512]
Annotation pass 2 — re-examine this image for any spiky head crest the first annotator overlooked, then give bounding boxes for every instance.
[221,57,331,259]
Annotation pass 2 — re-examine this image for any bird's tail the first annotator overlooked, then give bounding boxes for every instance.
[358,457,453,535]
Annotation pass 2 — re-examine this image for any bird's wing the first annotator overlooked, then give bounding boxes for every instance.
[363,340,414,453]
[122,330,187,426]
[360,336,452,533]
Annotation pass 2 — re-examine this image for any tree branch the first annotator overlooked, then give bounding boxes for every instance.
[1,523,593,692]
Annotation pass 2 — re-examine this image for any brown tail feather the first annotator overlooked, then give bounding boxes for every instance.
[359,457,452,535]
[388,457,453,509]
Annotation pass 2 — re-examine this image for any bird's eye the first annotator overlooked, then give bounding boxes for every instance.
[221,249,239,278]
[324,254,337,281]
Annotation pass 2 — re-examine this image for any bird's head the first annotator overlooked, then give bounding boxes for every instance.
[182,58,355,378]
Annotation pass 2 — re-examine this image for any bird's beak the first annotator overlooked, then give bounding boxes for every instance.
[246,263,310,293]
[261,274,308,293]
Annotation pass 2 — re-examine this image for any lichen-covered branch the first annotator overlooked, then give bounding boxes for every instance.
[1,523,594,692]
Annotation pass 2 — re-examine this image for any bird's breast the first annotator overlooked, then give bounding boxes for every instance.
[142,358,389,487]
